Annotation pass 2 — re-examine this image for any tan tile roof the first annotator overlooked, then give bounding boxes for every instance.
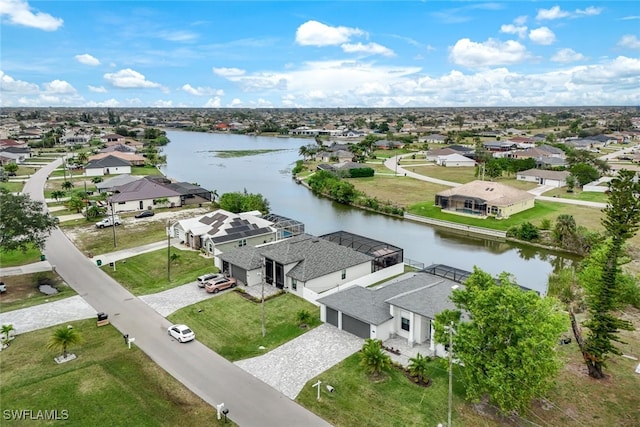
[436,180,535,206]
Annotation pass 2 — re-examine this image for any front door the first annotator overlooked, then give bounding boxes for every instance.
[139,201,144,209]
[275,263,284,289]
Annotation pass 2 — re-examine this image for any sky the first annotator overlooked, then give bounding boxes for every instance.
[1,1,639,108]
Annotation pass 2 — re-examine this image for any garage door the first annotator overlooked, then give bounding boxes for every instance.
[326,307,338,327]
[231,266,247,285]
[342,314,370,339]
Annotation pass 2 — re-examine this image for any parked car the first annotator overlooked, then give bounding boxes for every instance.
[167,324,195,343]
[197,272,224,287]
[204,277,237,293]
[95,215,122,228]
[0,282,6,293]
[135,210,154,218]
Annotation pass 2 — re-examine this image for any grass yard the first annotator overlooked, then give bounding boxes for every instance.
[0,181,25,193]
[544,188,609,203]
[0,245,43,268]
[410,164,477,183]
[297,353,474,427]
[131,165,163,176]
[350,175,449,208]
[64,220,169,255]
[0,271,76,312]
[0,320,226,426]
[168,292,321,361]
[102,248,215,295]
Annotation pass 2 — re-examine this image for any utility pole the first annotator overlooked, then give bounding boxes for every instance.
[110,199,116,248]
[167,220,171,282]
[447,321,454,427]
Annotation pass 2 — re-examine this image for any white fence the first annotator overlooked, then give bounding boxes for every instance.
[302,262,405,305]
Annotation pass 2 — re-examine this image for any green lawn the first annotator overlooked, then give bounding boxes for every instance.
[0,320,226,426]
[131,165,163,176]
[297,353,470,427]
[544,188,609,203]
[66,220,169,255]
[102,248,215,295]
[168,292,321,361]
[0,246,43,268]
[0,181,25,193]
[411,164,477,183]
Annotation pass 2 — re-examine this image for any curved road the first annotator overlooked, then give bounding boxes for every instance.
[25,159,329,427]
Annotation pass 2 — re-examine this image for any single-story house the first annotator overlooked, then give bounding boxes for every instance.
[100,134,125,143]
[317,271,461,353]
[110,177,182,212]
[483,141,517,152]
[435,180,535,219]
[516,169,570,188]
[89,151,146,166]
[85,155,132,177]
[426,147,460,161]
[95,174,143,193]
[169,209,277,256]
[218,233,375,296]
[423,134,447,144]
[436,153,476,168]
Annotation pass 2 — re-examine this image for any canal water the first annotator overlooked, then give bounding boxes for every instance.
[160,130,575,294]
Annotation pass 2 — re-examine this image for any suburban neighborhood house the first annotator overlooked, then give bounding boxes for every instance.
[217,231,404,302]
[516,169,570,188]
[435,180,535,219]
[85,155,132,177]
[109,176,211,212]
[436,153,476,167]
[169,209,278,257]
[317,269,463,356]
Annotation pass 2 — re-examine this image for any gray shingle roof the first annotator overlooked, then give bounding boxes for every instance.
[261,233,373,282]
[86,155,131,168]
[110,177,181,202]
[217,246,263,270]
[317,272,461,325]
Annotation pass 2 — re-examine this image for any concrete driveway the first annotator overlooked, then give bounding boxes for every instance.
[235,324,363,399]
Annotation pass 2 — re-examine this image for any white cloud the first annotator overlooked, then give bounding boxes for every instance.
[43,79,76,94]
[529,27,556,45]
[88,85,107,93]
[152,100,173,108]
[213,67,246,77]
[341,42,395,57]
[295,20,365,47]
[229,98,243,107]
[551,48,586,63]
[181,83,224,96]
[0,70,39,93]
[203,97,221,108]
[500,24,527,38]
[449,38,529,68]
[514,15,528,26]
[537,5,602,20]
[86,98,120,108]
[618,35,640,49]
[576,7,602,16]
[158,30,198,42]
[103,68,161,89]
[0,0,63,31]
[74,54,100,66]
[536,6,570,20]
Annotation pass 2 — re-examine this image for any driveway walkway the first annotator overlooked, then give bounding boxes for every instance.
[235,324,363,399]
[0,296,96,334]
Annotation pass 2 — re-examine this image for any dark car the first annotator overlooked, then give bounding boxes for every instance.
[135,210,154,218]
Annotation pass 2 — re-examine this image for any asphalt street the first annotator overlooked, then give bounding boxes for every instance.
[24,159,329,427]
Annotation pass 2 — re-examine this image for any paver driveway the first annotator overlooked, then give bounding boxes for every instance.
[235,323,363,399]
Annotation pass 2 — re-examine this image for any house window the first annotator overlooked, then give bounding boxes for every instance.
[238,239,246,247]
[401,317,410,331]
[490,206,498,214]
[341,269,346,280]
[464,199,473,209]
[291,279,297,291]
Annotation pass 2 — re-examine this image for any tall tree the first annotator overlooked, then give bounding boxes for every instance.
[574,169,640,378]
[434,268,566,414]
[0,189,57,252]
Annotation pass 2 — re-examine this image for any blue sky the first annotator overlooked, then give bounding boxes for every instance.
[1,1,639,108]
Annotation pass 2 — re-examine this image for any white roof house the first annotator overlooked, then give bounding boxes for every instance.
[436,153,475,167]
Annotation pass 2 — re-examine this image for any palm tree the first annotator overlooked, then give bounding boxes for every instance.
[296,309,312,327]
[1,324,15,347]
[211,189,219,203]
[61,180,74,192]
[51,190,65,201]
[407,353,431,383]
[46,326,83,359]
[76,151,88,164]
[359,338,391,378]
[91,176,103,184]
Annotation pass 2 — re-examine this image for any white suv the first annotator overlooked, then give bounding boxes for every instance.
[197,273,224,287]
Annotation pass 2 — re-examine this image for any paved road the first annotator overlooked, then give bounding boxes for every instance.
[25,159,330,427]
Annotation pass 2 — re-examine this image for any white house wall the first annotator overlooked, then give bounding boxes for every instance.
[371,319,393,341]
[113,195,180,213]
[304,261,372,294]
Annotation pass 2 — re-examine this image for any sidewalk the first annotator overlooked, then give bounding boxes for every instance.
[0,260,52,277]
[91,238,181,264]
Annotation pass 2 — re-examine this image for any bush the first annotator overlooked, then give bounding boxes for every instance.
[508,222,540,241]
[348,167,375,178]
